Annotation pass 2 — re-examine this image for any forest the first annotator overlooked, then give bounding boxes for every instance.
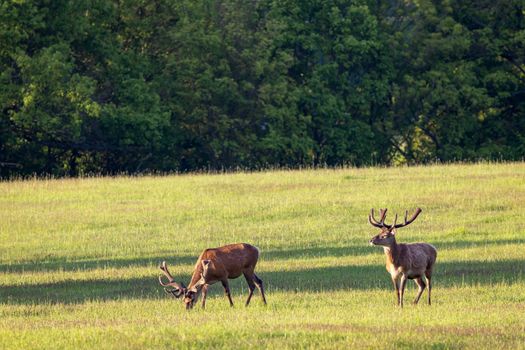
[1,0,524,176]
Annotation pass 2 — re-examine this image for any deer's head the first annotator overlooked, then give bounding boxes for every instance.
[368,208,422,247]
[159,260,211,310]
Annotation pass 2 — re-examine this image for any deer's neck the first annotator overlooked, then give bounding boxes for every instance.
[188,266,204,289]
[383,240,401,267]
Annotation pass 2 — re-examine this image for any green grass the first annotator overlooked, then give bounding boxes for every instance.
[1,162,524,349]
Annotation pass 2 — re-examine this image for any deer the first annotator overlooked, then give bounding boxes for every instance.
[368,207,437,307]
[158,243,267,310]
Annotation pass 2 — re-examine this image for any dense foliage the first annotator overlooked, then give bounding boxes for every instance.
[1,0,523,176]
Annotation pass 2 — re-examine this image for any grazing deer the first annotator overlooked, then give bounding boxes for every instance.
[368,208,437,307]
[159,243,267,310]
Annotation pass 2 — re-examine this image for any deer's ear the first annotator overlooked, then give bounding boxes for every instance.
[201,259,211,279]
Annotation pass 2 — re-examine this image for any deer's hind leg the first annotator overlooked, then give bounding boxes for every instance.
[425,270,432,305]
[413,277,426,305]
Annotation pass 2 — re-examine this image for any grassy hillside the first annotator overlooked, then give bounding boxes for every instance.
[1,163,524,349]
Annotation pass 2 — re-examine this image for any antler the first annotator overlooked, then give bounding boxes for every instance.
[368,208,388,228]
[392,208,422,229]
[159,261,186,298]
[368,208,422,230]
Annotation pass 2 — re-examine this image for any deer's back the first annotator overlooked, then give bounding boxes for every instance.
[199,243,259,279]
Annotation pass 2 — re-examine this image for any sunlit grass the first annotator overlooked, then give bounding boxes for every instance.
[1,162,525,349]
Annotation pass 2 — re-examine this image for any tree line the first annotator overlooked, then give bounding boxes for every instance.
[1,0,524,177]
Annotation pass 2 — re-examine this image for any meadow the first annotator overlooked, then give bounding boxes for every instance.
[1,163,524,349]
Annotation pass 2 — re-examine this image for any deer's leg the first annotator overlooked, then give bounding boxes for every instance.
[413,277,426,305]
[221,280,234,307]
[399,274,408,308]
[425,271,432,305]
[391,277,400,306]
[243,273,256,306]
[253,273,267,305]
[201,284,209,309]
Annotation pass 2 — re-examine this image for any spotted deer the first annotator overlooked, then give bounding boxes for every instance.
[368,208,437,307]
[159,243,267,310]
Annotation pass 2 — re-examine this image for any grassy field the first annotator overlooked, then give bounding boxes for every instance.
[1,163,524,349]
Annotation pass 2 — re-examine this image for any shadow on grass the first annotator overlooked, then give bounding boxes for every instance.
[1,258,523,305]
[0,254,198,274]
[0,245,373,274]
[433,238,525,250]
[3,236,520,274]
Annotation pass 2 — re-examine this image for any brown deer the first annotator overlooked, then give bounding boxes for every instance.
[159,243,267,310]
[368,208,437,307]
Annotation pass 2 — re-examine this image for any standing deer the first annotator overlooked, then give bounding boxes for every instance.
[159,243,267,310]
[368,208,437,307]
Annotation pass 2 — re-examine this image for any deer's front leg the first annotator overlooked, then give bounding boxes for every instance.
[221,280,234,307]
[399,274,408,308]
[391,276,400,306]
[201,284,209,309]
